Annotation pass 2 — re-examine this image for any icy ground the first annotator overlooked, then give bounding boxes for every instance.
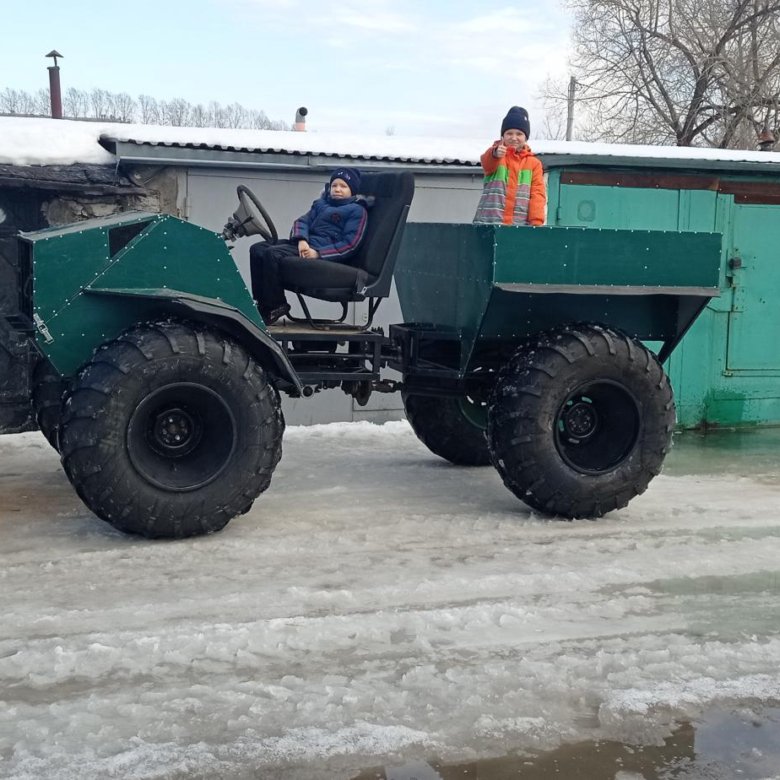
[1,422,780,779]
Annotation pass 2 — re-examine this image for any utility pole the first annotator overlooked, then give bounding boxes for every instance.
[566,76,577,141]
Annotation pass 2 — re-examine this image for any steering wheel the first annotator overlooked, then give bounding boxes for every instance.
[236,185,278,242]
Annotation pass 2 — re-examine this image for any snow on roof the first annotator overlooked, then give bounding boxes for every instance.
[0,116,116,165]
[2,115,780,170]
[101,121,485,165]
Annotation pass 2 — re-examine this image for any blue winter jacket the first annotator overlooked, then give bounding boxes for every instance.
[290,192,369,262]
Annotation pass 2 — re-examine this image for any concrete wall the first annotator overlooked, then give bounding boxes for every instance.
[183,166,483,424]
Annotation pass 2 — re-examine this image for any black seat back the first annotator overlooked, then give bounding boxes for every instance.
[351,172,415,297]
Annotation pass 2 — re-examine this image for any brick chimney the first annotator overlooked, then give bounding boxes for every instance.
[293,106,308,132]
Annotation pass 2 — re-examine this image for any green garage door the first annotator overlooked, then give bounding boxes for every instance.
[727,203,780,371]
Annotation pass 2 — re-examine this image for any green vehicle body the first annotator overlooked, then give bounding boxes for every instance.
[22,214,721,391]
[21,212,300,393]
[4,188,725,538]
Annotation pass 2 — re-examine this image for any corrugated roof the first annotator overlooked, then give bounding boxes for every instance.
[99,125,780,174]
[2,117,780,173]
[98,126,482,166]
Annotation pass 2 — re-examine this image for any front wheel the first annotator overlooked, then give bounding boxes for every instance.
[60,321,284,538]
[487,325,675,518]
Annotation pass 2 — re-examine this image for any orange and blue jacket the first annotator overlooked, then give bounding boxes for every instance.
[473,142,546,226]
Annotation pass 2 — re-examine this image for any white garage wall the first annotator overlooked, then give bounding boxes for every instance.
[184,167,482,424]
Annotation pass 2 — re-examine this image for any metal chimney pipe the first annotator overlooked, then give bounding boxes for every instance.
[293,106,308,132]
[45,50,64,119]
[758,128,776,152]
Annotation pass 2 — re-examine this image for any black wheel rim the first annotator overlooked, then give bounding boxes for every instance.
[458,395,487,430]
[554,380,640,474]
[458,365,495,430]
[127,382,237,492]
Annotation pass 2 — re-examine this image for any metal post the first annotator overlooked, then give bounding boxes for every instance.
[566,76,577,141]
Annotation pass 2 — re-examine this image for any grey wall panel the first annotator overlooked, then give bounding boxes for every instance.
[184,167,483,424]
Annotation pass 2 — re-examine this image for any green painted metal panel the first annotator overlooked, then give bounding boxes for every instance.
[395,222,495,336]
[556,181,680,230]
[726,204,780,371]
[492,226,721,289]
[24,213,162,323]
[22,213,263,376]
[396,222,720,376]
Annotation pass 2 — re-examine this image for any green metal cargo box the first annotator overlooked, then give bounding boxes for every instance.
[396,223,722,375]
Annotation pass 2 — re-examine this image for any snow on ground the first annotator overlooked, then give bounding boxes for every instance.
[1,422,780,779]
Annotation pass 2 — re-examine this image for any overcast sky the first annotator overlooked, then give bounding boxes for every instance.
[1,0,572,139]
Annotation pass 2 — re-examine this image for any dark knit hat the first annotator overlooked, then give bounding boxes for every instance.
[501,106,531,139]
[329,167,361,195]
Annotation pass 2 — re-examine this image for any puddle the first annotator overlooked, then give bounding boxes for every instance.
[646,569,780,597]
[664,428,780,479]
[352,706,780,780]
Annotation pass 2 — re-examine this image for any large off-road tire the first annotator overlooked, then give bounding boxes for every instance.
[487,324,675,518]
[403,392,491,466]
[59,321,284,539]
[32,360,68,451]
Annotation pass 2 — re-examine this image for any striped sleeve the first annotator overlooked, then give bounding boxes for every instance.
[318,206,368,260]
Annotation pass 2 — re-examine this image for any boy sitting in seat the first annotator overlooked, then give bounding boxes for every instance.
[249,167,369,324]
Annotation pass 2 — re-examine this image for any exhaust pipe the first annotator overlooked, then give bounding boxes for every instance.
[45,50,64,119]
[758,128,776,152]
[293,106,308,132]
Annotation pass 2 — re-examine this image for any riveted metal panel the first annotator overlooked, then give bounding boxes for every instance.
[492,225,721,290]
[396,222,721,375]
[23,214,263,375]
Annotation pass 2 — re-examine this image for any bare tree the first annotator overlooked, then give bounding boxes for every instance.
[164,98,191,127]
[0,88,24,113]
[1,84,289,130]
[191,103,209,127]
[31,88,50,116]
[208,100,227,127]
[566,0,780,147]
[249,109,272,130]
[89,88,111,119]
[223,102,247,129]
[64,87,89,118]
[138,94,160,124]
[111,92,137,123]
[539,76,571,140]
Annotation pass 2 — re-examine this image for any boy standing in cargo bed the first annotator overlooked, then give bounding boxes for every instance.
[474,106,546,226]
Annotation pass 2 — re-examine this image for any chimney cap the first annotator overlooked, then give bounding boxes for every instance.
[45,50,64,67]
[297,106,308,117]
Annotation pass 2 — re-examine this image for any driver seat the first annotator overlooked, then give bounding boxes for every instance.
[278,171,415,329]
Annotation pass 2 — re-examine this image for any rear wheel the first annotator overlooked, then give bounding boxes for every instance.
[403,392,491,466]
[487,324,675,518]
[60,321,284,538]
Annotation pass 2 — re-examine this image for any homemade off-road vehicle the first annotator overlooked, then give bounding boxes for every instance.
[0,172,722,538]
